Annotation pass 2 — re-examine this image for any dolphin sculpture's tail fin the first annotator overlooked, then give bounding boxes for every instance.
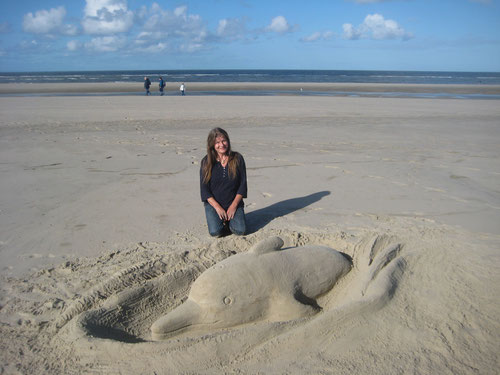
[249,236,284,255]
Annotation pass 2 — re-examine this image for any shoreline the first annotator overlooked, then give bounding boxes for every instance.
[1,82,500,97]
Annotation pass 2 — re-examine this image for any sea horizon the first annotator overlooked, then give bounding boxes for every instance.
[1,69,500,85]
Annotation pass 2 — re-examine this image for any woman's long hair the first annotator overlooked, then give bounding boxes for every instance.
[202,128,240,183]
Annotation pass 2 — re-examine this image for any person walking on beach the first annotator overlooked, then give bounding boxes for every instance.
[200,128,247,237]
[180,83,185,96]
[159,76,166,96]
[144,77,151,95]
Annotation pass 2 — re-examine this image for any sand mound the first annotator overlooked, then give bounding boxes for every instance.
[1,226,408,372]
[68,232,402,344]
[1,221,499,374]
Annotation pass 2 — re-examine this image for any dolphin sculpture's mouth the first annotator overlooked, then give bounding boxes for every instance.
[151,300,220,340]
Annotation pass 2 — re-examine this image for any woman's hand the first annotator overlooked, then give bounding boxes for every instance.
[208,198,227,221]
[215,206,228,221]
[227,194,243,220]
[226,204,237,220]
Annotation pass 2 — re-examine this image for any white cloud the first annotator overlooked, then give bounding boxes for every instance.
[137,3,209,52]
[174,5,188,18]
[133,31,170,52]
[84,0,127,17]
[85,35,125,51]
[180,42,204,53]
[301,31,334,42]
[62,24,79,36]
[23,7,65,34]
[23,6,77,35]
[20,40,39,49]
[109,4,212,54]
[302,31,321,42]
[216,18,247,40]
[135,41,168,53]
[364,14,413,40]
[217,19,230,36]
[142,5,205,37]
[343,13,413,40]
[342,23,361,40]
[266,16,291,34]
[136,31,155,40]
[67,40,81,51]
[82,0,134,34]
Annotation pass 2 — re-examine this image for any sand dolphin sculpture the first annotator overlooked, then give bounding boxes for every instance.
[151,236,352,340]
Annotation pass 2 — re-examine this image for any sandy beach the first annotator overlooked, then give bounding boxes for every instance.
[1,85,499,374]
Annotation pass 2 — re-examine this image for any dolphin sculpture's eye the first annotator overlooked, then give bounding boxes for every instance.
[223,296,233,305]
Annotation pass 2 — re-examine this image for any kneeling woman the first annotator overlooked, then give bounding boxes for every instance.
[200,128,247,237]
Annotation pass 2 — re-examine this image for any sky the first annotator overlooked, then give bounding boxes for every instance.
[0,0,499,72]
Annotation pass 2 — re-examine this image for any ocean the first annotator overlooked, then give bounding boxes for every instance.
[1,70,500,98]
[2,69,499,85]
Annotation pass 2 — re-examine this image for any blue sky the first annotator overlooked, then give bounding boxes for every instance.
[0,0,499,72]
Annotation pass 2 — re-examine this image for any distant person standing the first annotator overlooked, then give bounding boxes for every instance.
[159,76,166,96]
[180,83,185,96]
[144,77,151,95]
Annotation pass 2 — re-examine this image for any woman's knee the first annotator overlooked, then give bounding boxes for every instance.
[229,221,246,236]
[230,228,246,236]
[209,228,224,237]
[207,221,225,237]
[229,209,246,235]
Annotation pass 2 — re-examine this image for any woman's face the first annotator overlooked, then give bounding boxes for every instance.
[214,135,228,156]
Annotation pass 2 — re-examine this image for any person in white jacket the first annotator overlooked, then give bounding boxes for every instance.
[180,83,185,96]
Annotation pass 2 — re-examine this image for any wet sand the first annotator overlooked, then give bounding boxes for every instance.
[1,81,500,96]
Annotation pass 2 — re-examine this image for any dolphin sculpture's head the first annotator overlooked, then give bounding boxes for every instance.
[151,262,269,339]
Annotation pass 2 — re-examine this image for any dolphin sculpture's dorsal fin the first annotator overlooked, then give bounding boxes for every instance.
[249,236,284,255]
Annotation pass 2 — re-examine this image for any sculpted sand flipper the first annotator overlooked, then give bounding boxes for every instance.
[151,236,352,340]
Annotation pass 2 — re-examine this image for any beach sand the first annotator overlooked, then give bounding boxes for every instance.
[1,87,499,373]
